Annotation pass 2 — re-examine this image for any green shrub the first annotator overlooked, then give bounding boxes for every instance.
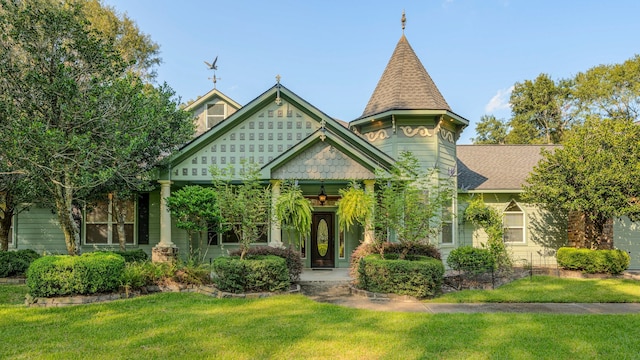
[447,246,495,275]
[26,253,125,297]
[380,242,441,260]
[557,247,630,274]
[0,249,41,277]
[213,255,290,293]
[350,242,377,281]
[174,261,211,285]
[229,246,303,282]
[357,254,444,298]
[107,249,148,263]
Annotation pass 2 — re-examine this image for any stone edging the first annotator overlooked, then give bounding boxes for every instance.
[25,283,301,308]
[349,284,420,302]
[0,277,26,285]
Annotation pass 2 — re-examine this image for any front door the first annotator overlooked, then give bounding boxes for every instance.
[311,212,334,268]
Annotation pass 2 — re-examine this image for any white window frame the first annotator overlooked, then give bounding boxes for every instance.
[8,213,16,248]
[84,196,137,246]
[441,199,455,245]
[206,102,227,129]
[503,200,526,244]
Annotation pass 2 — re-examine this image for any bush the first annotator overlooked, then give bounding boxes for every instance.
[557,247,630,274]
[447,246,495,275]
[26,252,125,297]
[350,242,376,281]
[107,249,148,263]
[229,246,303,282]
[380,242,441,260]
[213,255,290,293]
[0,249,41,277]
[357,254,444,298]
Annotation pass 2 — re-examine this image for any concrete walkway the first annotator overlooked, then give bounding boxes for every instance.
[298,268,640,314]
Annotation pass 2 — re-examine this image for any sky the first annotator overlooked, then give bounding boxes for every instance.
[104,0,640,144]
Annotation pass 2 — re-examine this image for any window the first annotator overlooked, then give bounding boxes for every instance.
[441,203,454,244]
[206,102,226,128]
[85,197,135,245]
[8,215,15,248]
[218,224,268,244]
[503,200,525,243]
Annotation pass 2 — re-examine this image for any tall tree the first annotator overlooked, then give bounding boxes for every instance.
[507,74,574,144]
[80,0,161,80]
[472,115,508,144]
[210,162,271,260]
[0,0,192,255]
[522,117,640,249]
[573,55,640,122]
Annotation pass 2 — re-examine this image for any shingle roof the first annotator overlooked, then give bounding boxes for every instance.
[456,145,561,191]
[361,35,451,118]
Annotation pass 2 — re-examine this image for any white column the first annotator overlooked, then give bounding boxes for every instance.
[158,180,173,246]
[269,180,283,247]
[363,179,375,244]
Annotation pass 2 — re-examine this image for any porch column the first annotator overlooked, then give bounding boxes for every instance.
[269,180,283,247]
[153,180,178,262]
[364,179,375,244]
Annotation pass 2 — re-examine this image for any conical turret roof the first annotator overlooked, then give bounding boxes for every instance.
[361,35,451,118]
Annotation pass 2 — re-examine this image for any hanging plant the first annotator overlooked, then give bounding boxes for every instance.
[336,181,374,232]
[275,182,313,245]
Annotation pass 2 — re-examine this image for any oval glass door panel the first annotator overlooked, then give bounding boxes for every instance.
[317,219,329,257]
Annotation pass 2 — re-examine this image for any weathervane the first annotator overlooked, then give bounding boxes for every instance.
[205,56,221,89]
[401,10,406,33]
[275,74,282,105]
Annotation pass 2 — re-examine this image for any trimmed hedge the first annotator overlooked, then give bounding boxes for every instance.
[556,247,630,275]
[229,246,303,282]
[380,242,442,260]
[213,255,290,293]
[447,246,495,275]
[0,249,41,277]
[26,252,125,297]
[357,254,444,298]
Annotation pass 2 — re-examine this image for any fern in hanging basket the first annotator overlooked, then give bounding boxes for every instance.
[336,181,375,231]
[275,182,313,245]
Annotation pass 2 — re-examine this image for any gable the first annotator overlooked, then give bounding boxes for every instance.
[165,83,397,182]
[272,141,374,180]
[185,89,242,137]
[170,100,323,181]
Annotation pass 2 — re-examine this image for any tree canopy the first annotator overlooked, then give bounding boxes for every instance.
[0,0,193,254]
[474,55,640,145]
[522,117,640,249]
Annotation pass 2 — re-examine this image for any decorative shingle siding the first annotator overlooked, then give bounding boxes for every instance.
[272,142,374,180]
[360,35,450,118]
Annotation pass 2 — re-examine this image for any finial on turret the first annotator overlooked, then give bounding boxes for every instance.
[401,10,406,32]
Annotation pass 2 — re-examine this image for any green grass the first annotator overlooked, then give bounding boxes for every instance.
[1,291,640,359]
[429,275,640,303]
[0,284,28,305]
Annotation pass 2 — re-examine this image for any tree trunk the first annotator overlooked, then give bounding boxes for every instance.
[54,176,80,255]
[0,191,15,251]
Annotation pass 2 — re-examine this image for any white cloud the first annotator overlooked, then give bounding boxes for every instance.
[484,86,514,114]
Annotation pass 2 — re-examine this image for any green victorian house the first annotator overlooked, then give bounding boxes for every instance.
[6,29,640,269]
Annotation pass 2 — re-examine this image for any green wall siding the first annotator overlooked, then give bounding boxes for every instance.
[614,217,640,269]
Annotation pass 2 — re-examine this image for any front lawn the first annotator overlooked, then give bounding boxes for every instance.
[0,284,28,306]
[1,288,640,359]
[430,275,640,303]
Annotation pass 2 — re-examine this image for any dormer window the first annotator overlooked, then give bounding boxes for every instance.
[207,102,226,129]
